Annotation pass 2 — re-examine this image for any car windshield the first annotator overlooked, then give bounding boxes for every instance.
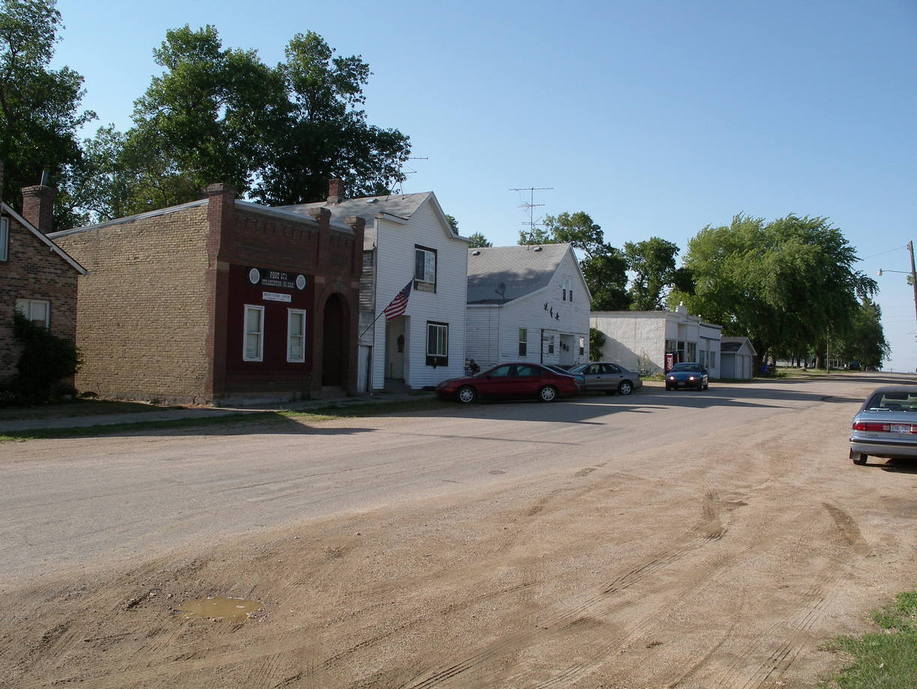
[569,364,586,374]
[865,392,917,412]
[670,363,700,372]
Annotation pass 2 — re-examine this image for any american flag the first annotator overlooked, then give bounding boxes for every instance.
[383,280,413,319]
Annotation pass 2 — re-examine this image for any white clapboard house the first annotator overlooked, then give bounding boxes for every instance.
[465,243,591,371]
[282,182,469,391]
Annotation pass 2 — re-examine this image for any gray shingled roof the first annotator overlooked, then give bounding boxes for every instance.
[278,192,431,222]
[720,336,756,354]
[467,244,571,304]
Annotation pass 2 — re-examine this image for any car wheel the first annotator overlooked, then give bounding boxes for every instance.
[618,380,634,396]
[702,382,709,390]
[538,385,557,402]
[456,385,476,404]
[850,450,868,465]
[665,384,672,391]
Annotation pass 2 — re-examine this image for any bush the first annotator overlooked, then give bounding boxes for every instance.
[8,311,81,404]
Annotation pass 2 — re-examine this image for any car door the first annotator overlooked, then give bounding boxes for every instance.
[514,364,551,397]
[476,364,515,398]
[582,363,604,392]
[602,363,624,390]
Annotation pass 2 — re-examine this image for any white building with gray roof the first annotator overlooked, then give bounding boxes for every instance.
[281,181,469,391]
[466,243,591,371]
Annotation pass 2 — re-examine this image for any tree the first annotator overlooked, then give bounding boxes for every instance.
[70,27,411,219]
[623,237,688,310]
[0,0,94,225]
[254,31,410,204]
[519,211,630,311]
[834,298,889,369]
[671,214,877,368]
[467,232,491,248]
[589,328,606,362]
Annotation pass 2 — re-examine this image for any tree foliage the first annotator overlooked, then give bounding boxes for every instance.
[671,214,879,366]
[623,237,692,310]
[0,0,94,222]
[519,211,630,310]
[833,298,889,369]
[467,231,491,248]
[7,311,80,404]
[69,26,411,222]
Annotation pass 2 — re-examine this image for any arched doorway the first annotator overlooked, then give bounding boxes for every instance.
[322,294,348,387]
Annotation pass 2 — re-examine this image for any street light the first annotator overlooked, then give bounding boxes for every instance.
[876,240,917,326]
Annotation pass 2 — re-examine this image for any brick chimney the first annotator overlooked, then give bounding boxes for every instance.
[21,183,56,234]
[327,177,344,204]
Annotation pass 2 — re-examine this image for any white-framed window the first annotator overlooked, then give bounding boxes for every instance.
[16,299,50,328]
[426,321,448,366]
[243,304,264,362]
[699,350,707,367]
[0,216,9,261]
[518,328,527,356]
[709,351,717,369]
[414,245,437,292]
[287,309,307,362]
[578,336,585,356]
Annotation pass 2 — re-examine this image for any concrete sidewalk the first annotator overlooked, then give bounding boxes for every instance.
[0,392,434,433]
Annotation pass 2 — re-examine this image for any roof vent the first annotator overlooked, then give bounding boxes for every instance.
[471,249,480,255]
[533,246,542,252]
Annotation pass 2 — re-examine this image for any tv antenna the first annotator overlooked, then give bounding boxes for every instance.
[510,186,553,232]
[394,156,430,193]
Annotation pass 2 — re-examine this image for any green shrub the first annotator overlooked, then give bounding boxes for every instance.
[8,311,81,404]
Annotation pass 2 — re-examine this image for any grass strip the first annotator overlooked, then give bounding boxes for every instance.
[823,591,917,689]
[0,398,450,442]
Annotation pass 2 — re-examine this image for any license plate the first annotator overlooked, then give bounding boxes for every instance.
[889,424,911,433]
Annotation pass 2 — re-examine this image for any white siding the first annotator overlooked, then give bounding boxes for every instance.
[464,248,590,371]
[590,310,722,377]
[370,198,468,389]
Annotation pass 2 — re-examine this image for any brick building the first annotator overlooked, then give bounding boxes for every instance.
[50,184,364,404]
[0,185,86,380]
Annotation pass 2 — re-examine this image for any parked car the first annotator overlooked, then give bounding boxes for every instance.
[436,362,580,403]
[543,364,586,391]
[568,362,642,395]
[665,362,709,390]
[849,386,917,465]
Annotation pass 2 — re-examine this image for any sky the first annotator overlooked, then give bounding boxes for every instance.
[54,0,917,371]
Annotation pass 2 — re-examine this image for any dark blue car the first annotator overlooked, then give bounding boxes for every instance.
[665,362,709,391]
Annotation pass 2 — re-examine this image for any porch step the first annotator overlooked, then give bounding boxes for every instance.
[320,386,348,399]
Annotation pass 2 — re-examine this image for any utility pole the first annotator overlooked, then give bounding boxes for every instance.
[510,186,553,234]
[909,240,917,326]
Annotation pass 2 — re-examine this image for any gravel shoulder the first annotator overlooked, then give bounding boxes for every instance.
[1,375,914,689]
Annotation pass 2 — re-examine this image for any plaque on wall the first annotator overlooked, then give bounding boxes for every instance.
[247,267,307,291]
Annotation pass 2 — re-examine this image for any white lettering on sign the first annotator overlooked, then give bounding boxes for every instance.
[262,292,292,303]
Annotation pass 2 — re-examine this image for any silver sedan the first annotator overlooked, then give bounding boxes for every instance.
[849,386,917,465]
[568,362,643,396]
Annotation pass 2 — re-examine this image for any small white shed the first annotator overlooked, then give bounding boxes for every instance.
[720,336,756,380]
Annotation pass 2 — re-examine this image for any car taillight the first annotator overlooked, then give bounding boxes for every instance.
[852,422,917,433]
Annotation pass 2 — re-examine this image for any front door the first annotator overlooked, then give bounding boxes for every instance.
[385,316,406,380]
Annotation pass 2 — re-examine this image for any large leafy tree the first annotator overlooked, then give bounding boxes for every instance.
[0,0,94,222]
[623,237,692,310]
[71,26,411,221]
[671,214,877,367]
[833,299,889,369]
[519,211,630,310]
[467,232,491,248]
[256,31,410,204]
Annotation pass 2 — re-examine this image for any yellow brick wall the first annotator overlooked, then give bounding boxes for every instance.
[54,205,212,402]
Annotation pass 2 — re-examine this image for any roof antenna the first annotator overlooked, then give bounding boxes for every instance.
[510,186,553,234]
[40,168,50,186]
[394,156,430,194]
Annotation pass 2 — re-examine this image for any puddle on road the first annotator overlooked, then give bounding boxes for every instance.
[177,597,262,621]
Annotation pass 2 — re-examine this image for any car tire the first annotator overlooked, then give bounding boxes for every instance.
[538,385,557,402]
[665,384,672,391]
[456,385,476,404]
[702,382,709,390]
[850,450,868,465]
[618,380,634,396]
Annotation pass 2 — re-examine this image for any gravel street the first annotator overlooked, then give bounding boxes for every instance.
[1,373,915,689]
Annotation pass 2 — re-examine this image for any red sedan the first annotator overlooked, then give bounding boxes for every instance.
[436,362,580,404]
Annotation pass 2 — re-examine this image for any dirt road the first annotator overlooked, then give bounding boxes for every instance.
[1,374,915,688]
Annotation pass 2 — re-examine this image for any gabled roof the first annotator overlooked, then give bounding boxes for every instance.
[279,192,431,224]
[720,336,756,355]
[467,243,575,304]
[1,202,86,274]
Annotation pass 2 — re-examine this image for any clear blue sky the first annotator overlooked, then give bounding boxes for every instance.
[55,0,917,371]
